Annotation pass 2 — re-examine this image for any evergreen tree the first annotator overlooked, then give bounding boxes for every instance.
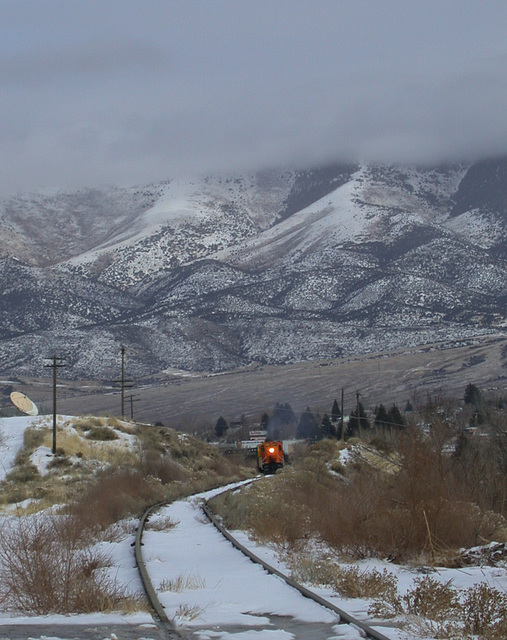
[331,399,341,422]
[260,412,270,430]
[274,402,296,425]
[215,416,228,438]
[388,404,405,429]
[374,404,390,429]
[464,383,482,406]
[297,407,319,440]
[320,413,336,439]
[347,402,369,438]
[405,399,413,412]
[463,383,486,425]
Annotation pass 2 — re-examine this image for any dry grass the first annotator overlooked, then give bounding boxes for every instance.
[286,555,399,601]
[158,574,205,593]
[0,513,141,615]
[41,426,138,467]
[210,423,507,562]
[174,603,204,621]
[462,583,507,638]
[145,515,180,532]
[69,468,163,531]
[283,549,507,640]
[22,426,48,452]
[71,416,104,430]
[0,414,253,617]
[399,579,507,640]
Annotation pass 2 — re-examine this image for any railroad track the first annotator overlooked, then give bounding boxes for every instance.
[134,502,186,639]
[135,484,394,640]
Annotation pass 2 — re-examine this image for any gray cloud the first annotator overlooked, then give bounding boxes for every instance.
[1,0,507,196]
[0,41,169,85]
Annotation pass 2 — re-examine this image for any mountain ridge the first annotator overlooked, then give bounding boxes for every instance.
[0,159,506,381]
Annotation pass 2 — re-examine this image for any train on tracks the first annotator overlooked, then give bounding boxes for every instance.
[256,440,284,473]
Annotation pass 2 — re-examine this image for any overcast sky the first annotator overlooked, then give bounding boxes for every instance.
[1,0,507,195]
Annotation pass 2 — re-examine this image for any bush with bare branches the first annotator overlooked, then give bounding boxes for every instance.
[70,468,162,531]
[0,514,136,614]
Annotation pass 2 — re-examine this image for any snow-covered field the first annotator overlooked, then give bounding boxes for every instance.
[0,415,39,482]
[1,416,506,640]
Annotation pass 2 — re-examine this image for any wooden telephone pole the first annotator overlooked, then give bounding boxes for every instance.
[119,345,133,418]
[340,387,345,441]
[127,393,140,420]
[44,356,66,454]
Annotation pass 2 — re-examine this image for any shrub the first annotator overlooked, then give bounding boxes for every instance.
[0,514,135,614]
[140,451,188,484]
[403,576,460,621]
[85,426,118,441]
[462,583,507,637]
[334,566,399,600]
[48,454,72,470]
[70,468,162,531]
[6,463,40,484]
[23,426,47,451]
[145,516,180,532]
[174,603,203,621]
[288,556,400,602]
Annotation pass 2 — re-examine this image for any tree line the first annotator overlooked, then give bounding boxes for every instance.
[214,382,493,442]
[214,396,407,441]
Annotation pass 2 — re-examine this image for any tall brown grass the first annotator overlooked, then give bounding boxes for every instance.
[210,419,507,561]
[0,514,140,614]
[70,468,163,531]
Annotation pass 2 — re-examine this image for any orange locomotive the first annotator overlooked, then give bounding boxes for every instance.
[256,440,284,474]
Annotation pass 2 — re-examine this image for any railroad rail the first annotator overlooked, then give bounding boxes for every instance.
[134,502,187,639]
[135,485,395,640]
[202,496,394,640]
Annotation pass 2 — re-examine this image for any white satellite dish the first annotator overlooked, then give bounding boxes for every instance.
[10,391,39,416]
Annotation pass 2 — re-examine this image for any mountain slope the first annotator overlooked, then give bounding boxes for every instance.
[0,160,506,380]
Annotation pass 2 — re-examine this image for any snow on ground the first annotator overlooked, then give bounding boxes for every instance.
[0,415,40,481]
[143,485,363,640]
[142,482,507,639]
[1,417,507,640]
[30,445,54,475]
[145,492,333,626]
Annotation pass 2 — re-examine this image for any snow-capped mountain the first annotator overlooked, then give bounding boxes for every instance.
[1,159,506,380]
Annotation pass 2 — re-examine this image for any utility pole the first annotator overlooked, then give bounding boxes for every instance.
[121,345,126,418]
[118,345,133,419]
[44,356,66,454]
[340,387,345,441]
[356,390,361,438]
[127,393,140,420]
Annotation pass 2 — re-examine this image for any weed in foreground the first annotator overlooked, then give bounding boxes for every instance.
[404,576,460,621]
[159,574,205,593]
[369,577,507,640]
[174,603,204,621]
[0,514,135,614]
[462,582,507,638]
[283,547,507,640]
[286,554,400,602]
[145,515,180,532]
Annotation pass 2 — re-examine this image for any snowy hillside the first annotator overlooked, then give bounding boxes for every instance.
[0,160,506,379]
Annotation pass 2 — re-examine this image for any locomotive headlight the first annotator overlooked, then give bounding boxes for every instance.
[268,447,275,453]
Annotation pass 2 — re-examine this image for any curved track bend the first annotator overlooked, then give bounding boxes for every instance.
[135,483,395,640]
